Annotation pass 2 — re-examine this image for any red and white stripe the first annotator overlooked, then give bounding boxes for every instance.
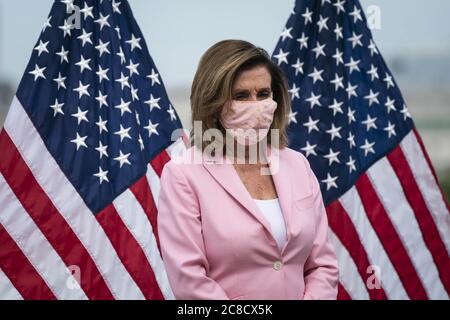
[327,129,450,300]
[0,269,23,300]
[0,97,187,299]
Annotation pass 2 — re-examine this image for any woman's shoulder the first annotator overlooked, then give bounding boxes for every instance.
[279,146,311,170]
[279,146,321,196]
[160,145,206,178]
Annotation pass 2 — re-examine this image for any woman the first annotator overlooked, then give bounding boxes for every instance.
[157,40,339,300]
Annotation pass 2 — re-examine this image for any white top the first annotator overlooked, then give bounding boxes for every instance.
[253,198,287,251]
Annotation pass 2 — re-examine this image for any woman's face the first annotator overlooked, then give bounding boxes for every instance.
[232,65,272,102]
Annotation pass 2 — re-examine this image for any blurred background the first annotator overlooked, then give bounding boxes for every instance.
[0,0,449,199]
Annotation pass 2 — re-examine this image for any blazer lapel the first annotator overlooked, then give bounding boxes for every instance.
[200,145,294,246]
[268,147,294,250]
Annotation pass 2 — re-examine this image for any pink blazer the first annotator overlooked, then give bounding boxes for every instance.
[157,144,339,300]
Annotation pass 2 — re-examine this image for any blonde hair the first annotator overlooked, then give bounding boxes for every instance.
[190,39,291,151]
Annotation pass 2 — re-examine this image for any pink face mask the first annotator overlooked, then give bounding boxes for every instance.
[219,97,278,145]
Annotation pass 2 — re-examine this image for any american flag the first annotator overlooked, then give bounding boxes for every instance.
[0,0,187,299]
[272,0,450,299]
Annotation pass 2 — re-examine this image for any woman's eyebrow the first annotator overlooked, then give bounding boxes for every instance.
[233,87,271,93]
[233,89,250,94]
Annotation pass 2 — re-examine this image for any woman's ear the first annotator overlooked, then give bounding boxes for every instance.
[220,101,232,117]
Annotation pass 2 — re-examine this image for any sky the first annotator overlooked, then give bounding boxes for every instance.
[1,0,450,90]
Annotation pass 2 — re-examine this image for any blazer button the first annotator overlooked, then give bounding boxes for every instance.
[273,261,283,271]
